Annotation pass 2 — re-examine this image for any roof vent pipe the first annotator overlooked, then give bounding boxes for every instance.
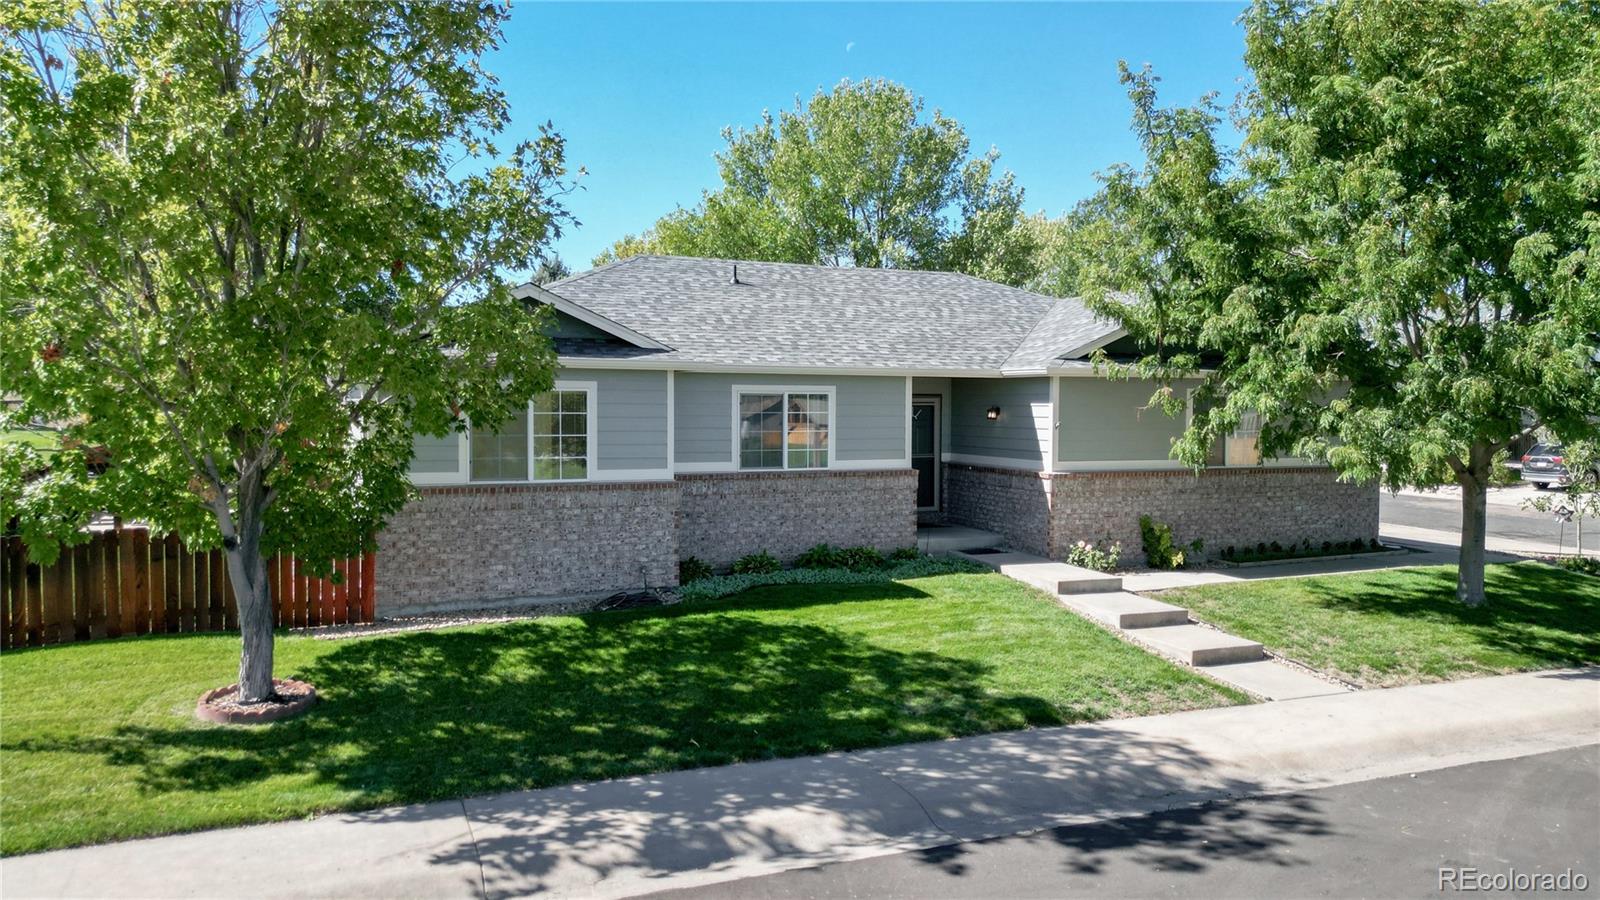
[730,264,741,285]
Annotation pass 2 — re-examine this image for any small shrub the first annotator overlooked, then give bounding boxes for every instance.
[678,556,713,584]
[1369,538,1382,551]
[1555,556,1599,577]
[1269,541,1283,554]
[1257,542,1268,556]
[731,551,781,575]
[794,543,844,569]
[1139,515,1186,570]
[1222,545,1236,560]
[889,546,922,562]
[838,546,886,571]
[1489,450,1521,487]
[1066,538,1122,572]
[1322,541,1333,553]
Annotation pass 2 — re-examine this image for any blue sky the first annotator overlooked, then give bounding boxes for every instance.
[492,2,1252,270]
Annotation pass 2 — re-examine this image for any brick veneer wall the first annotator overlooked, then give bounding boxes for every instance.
[1049,467,1380,565]
[678,469,917,568]
[377,481,679,615]
[943,464,1053,556]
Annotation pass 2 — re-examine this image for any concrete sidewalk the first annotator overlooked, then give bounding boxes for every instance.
[6,670,1597,900]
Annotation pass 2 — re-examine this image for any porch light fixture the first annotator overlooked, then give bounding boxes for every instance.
[986,406,1001,421]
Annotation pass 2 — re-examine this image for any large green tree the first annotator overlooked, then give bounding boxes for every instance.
[0,0,572,699]
[595,79,1040,286]
[1075,0,1600,605]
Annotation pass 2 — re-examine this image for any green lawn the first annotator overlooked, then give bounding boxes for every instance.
[0,428,59,454]
[1163,562,1600,688]
[0,572,1244,855]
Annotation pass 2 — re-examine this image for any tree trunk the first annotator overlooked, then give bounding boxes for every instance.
[1456,443,1491,607]
[224,514,276,703]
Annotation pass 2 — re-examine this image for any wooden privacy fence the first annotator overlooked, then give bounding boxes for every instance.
[1,526,375,650]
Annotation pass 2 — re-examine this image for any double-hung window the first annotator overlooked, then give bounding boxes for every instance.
[531,387,591,481]
[469,406,531,481]
[737,388,831,470]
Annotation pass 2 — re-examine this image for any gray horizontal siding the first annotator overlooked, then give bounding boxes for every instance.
[1056,377,1195,463]
[949,377,1048,463]
[674,372,907,465]
[564,368,668,471]
[409,432,459,474]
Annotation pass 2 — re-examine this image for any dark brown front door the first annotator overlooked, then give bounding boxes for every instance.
[912,398,940,510]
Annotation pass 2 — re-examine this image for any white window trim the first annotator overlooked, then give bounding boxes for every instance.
[526,379,597,483]
[731,383,838,472]
[410,380,600,486]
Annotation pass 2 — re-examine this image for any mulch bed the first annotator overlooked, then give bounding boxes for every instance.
[196,678,317,725]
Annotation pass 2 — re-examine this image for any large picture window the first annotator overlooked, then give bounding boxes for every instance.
[532,388,590,481]
[737,389,830,470]
[465,383,593,482]
[469,406,529,482]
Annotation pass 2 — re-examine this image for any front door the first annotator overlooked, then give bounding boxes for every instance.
[912,398,940,511]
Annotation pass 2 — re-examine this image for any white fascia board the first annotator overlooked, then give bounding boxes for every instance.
[556,357,1007,378]
[1057,326,1129,360]
[1050,364,1219,378]
[512,282,673,351]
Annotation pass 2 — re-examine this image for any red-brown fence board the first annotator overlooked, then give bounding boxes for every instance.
[71,543,91,641]
[0,530,375,650]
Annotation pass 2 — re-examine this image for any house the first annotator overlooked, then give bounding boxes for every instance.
[380,255,1378,614]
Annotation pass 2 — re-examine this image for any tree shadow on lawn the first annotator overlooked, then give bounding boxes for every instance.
[20,583,1072,807]
[1299,562,1600,666]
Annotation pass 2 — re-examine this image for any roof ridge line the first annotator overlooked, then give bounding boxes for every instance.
[546,254,646,290]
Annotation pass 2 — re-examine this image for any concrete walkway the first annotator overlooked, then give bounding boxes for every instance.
[956,550,1341,700]
[5,670,1595,900]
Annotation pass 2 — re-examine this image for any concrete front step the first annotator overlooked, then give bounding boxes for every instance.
[917,525,1004,553]
[1202,660,1349,701]
[1128,624,1265,666]
[1060,591,1191,629]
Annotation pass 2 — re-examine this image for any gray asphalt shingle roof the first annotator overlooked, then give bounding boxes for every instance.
[539,255,1119,372]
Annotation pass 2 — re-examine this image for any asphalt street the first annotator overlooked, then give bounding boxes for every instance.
[651,745,1599,900]
[1382,485,1594,555]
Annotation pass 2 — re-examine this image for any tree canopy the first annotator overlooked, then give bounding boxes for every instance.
[1,0,572,698]
[1073,0,1600,605]
[595,79,1041,286]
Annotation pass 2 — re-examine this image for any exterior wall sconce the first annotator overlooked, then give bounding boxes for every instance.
[986,406,1001,421]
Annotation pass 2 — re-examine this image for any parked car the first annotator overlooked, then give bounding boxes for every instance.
[1521,443,1598,490]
